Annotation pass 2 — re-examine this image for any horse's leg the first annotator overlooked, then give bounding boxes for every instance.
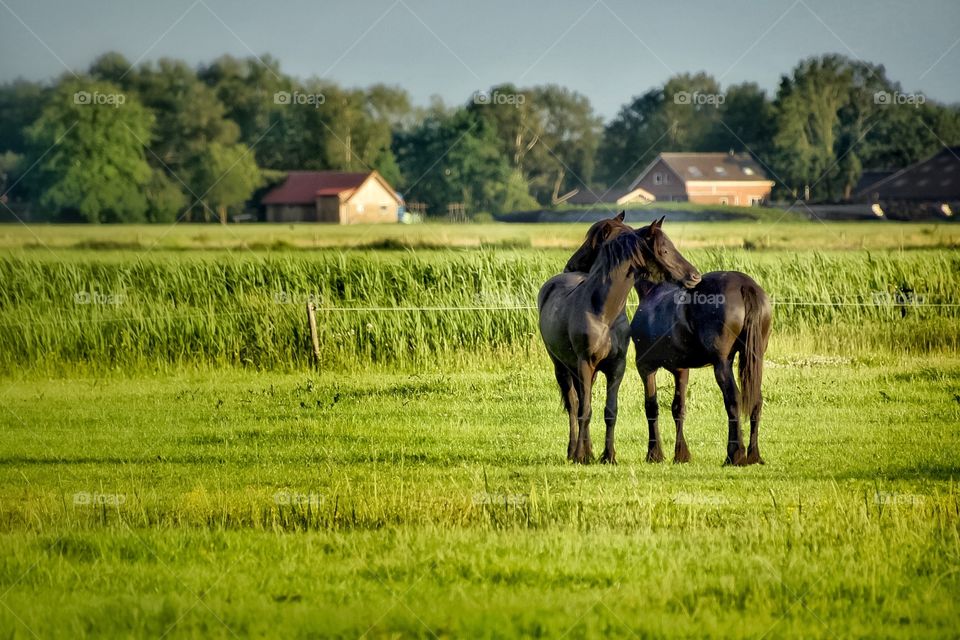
[573,359,595,464]
[671,368,691,463]
[600,358,626,465]
[746,389,765,465]
[554,362,579,461]
[641,370,664,463]
[714,360,746,466]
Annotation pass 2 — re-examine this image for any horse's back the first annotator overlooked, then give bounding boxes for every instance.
[537,273,585,312]
[632,271,770,369]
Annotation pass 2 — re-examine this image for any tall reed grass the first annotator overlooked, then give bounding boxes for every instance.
[0,248,957,371]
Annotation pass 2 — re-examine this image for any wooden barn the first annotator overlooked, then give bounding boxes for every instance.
[262,171,402,223]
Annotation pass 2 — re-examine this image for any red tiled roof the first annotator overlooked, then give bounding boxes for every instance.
[262,171,371,205]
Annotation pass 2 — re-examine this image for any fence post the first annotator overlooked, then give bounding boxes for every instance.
[306,302,321,366]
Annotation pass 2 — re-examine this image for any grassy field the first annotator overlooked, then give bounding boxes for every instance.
[1,221,959,638]
[2,219,959,251]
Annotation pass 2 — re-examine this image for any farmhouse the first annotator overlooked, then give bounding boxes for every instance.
[262,171,402,223]
[627,152,774,205]
[854,147,960,218]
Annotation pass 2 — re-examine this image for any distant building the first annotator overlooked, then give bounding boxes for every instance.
[262,171,401,223]
[853,170,896,196]
[627,152,774,206]
[564,186,655,207]
[854,147,960,218]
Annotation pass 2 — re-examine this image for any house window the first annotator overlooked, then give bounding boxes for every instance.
[719,197,729,205]
[653,172,664,185]
[749,196,764,206]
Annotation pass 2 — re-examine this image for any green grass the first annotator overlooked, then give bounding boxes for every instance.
[0,247,957,372]
[1,359,959,638]
[1,221,959,637]
[1,220,958,252]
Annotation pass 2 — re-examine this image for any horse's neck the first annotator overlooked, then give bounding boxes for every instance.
[587,262,635,324]
[633,278,656,300]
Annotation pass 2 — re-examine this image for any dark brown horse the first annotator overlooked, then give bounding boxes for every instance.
[566,214,772,466]
[538,216,701,463]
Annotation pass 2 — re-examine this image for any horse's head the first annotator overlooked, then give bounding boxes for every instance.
[564,211,632,273]
[635,217,701,288]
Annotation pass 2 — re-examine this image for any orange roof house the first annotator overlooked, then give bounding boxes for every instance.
[628,152,774,206]
[262,171,402,223]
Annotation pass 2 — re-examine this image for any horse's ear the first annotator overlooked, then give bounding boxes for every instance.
[615,210,625,222]
[654,215,665,229]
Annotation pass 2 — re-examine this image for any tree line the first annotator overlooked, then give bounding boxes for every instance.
[1,51,958,222]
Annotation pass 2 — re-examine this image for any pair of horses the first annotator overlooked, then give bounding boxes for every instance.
[537,213,771,466]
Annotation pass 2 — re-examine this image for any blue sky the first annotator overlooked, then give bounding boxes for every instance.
[1,0,958,119]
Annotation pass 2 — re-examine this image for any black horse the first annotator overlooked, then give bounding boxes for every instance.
[567,214,772,466]
[539,216,701,464]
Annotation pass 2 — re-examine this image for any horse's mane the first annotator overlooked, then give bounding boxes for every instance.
[564,219,631,273]
[590,230,642,277]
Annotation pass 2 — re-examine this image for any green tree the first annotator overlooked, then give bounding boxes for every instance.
[769,55,897,201]
[704,82,775,154]
[111,57,262,220]
[0,79,48,156]
[190,142,261,223]
[198,54,289,150]
[660,73,723,149]
[596,89,666,188]
[469,84,599,205]
[596,73,722,188]
[394,109,517,216]
[88,51,135,86]
[25,80,154,222]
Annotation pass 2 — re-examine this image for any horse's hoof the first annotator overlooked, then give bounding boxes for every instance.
[673,449,691,464]
[573,445,593,464]
[600,450,617,465]
[645,448,665,463]
[724,448,748,466]
[746,449,765,465]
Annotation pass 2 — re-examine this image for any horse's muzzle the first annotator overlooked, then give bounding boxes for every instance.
[683,272,702,288]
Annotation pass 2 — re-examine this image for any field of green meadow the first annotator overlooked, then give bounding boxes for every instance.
[1,220,959,638]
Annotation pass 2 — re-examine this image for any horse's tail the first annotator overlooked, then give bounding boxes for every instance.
[738,285,770,420]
